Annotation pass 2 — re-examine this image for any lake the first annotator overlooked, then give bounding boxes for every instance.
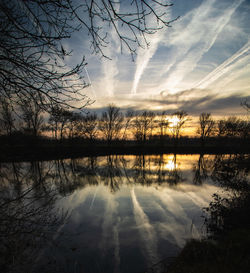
[1,154,249,273]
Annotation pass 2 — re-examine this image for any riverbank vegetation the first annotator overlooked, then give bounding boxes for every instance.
[163,154,250,273]
[0,103,249,161]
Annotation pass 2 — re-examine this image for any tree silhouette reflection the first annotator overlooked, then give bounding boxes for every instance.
[0,162,66,273]
[192,154,213,185]
[204,154,250,237]
[2,154,249,272]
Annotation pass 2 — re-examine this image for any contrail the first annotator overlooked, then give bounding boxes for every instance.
[130,5,171,95]
[101,1,121,97]
[84,66,97,99]
[194,40,250,89]
[155,0,243,94]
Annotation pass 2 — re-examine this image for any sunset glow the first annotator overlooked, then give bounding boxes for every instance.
[169,116,180,128]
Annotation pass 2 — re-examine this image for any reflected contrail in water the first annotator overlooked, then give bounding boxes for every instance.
[131,188,159,266]
[89,187,99,210]
[152,189,200,245]
[101,193,120,273]
[185,191,210,208]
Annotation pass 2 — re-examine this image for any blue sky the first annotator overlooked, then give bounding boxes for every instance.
[64,0,250,116]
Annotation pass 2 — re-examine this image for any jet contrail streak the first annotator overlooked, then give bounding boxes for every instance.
[131,187,159,266]
[84,67,97,99]
[130,5,171,95]
[194,40,250,89]
[89,186,98,209]
[155,0,243,94]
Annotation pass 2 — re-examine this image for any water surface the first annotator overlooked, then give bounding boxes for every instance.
[1,154,248,273]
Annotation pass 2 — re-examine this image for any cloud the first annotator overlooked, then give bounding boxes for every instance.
[84,0,249,116]
[100,2,121,97]
[87,89,249,116]
[153,0,244,94]
[130,4,172,94]
[194,40,250,90]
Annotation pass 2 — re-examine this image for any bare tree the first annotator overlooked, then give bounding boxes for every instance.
[67,112,84,139]
[48,106,72,139]
[78,113,99,141]
[19,98,44,137]
[99,104,124,142]
[158,111,169,141]
[217,117,239,138]
[133,111,155,142]
[170,111,188,142]
[197,112,215,146]
[217,116,249,139]
[0,98,15,136]
[122,110,135,141]
[48,106,63,140]
[0,1,175,113]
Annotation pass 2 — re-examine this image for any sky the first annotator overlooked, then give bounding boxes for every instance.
[64,0,250,117]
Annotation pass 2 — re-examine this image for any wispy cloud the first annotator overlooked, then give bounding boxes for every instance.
[101,2,121,97]
[194,40,250,90]
[130,5,171,94]
[154,0,244,94]
[86,0,248,115]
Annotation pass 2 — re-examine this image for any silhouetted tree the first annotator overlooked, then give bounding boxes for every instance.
[99,104,124,142]
[122,110,135,141]
[19,98,44,137]
[0,1,175,113]
[77,113,99,141]
[238,120,250,139]
[48,106,62,139]
[48,106,72,139]
[170,111,188,144]
[133,111,155,142]
[67,112,83,139]
[158,111,169,141]
[197,113,215,146]
[217,116,249,139]
[0,97,15,136]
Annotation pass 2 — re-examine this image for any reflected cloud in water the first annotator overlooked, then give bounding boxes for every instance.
[0,154,249,273]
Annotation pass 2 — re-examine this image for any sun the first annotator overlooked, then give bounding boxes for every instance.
[165,160,176,171]
[169,116,180,127]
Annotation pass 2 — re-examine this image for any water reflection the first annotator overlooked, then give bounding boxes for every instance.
[192,154,214,185]
[0,154,249,273]
[0,161,66,273]
[204,154,250,239]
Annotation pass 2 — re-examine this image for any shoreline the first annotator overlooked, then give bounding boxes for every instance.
[1,141,249,162]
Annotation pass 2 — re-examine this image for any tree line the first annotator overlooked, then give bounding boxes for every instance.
[0,102,249,144]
